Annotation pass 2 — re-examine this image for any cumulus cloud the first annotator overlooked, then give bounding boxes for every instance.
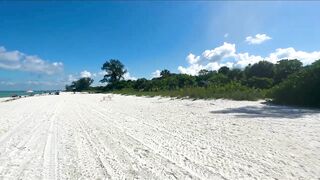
[151,70,161,78]
[123,72,137,80]
[266,48,320,65]
[0,46,63,74]
[178,42,320,75]
[245,34,271,45]
[178,64,203,76]
[201,42,236,63]
[234,53,263,68]
[186,53,200,64]
[178,42,237,75]
[80,70,92,78]
[67,74,77,82]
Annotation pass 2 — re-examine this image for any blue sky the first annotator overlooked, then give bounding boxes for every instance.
[0,1,320,90]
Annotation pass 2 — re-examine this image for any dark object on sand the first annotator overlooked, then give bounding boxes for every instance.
[55,91,60,95]
[11,94,18,98]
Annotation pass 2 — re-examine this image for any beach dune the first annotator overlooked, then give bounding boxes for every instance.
[0,93,319,179]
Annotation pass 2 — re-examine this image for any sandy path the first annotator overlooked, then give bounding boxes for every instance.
[0,93,319,179]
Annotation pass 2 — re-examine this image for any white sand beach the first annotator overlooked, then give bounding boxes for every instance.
[0,93,319,179]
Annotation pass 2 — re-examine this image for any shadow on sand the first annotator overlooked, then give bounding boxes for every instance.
[210,103,320,119]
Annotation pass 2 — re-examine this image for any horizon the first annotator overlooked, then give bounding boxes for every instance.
[1,1,320,90]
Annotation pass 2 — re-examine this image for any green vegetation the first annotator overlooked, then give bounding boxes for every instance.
[65,77,94,92]
[100,59,127,84]
[113,83,265,101]
[269,60,320,107]
[66,58,320,107]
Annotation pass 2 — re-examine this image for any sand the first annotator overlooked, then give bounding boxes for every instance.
[0,92,319,179]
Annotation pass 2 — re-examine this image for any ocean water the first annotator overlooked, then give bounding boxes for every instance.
[0,91,47,98]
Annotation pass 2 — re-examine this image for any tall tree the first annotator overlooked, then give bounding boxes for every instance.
[198,69,209,76]
[101,59,127,84]
[66,77,94,91]
[274,59,302,84]
[160,69,171,78]
[218,66,230,75]
[246,61,274,78]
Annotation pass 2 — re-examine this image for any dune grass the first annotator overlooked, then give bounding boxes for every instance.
[112,83,266,101]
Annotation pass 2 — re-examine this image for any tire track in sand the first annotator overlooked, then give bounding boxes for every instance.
[42,103,61,180]
[75,102,198,179]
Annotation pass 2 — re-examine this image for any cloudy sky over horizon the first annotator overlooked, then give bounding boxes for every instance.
[0,1,320,90]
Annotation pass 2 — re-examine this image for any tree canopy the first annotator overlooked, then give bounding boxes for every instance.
[160,69,171,77]
[270,60,320,107]
[100,59,127,84]
[274,59,302,84]
[66,77,94,92]
[245,61,274,78]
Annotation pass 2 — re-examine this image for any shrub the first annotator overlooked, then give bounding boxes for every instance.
[114,82,265,101]
[245,61,274,78]
[269,60,320,107]
[245,77,274,89]
[274,59,302,84]
[208,74,230,85]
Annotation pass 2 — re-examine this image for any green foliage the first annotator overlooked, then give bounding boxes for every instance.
[227,68,243,81]
[245,61,274,78]
[274,59,302,84]
[160,69,171,77]
[66,77,94,92]
[208,74,230,85]
[133,78,151,91]
[198,69,209,76]
[176,74,196,88]
[245,77,274,89]
[269,60,320,107]
[114,82,265,101]
[100,59,127,84]
[218,66,230,75]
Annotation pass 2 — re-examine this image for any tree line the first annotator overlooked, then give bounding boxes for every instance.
[66,59,320,107]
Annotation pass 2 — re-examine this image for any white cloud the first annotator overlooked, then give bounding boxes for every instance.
[151,70,161,78]
[186,53,200,64]
[123,72,137,80]
[266,47,320,65]
[0,81,16,86]
[98,71,106,76]
[201,42,236,62]
[178,42,320,75]
[80,70,92,78]
[178,42,237,75]
[178,64,202,76]
[234,53,263,68]
[245,33,271,45]
[67,74,77,82]
[224,33,229,38]
[0,46,63,74]
[26,80,59,86]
